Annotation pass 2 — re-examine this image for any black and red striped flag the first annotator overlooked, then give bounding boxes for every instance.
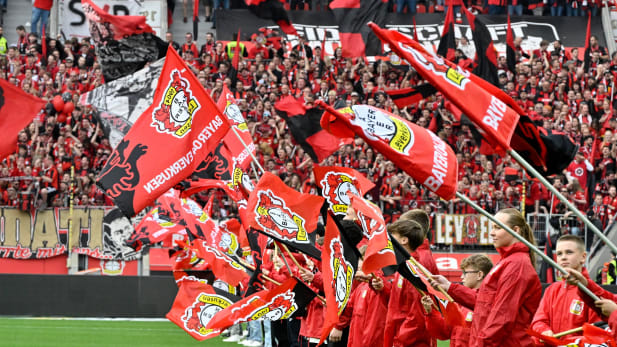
[244,0,297,36]
[385,84,437,109]
[437,5,456,61]
[506,13,517,73]
[329,0,387,58]
[461,6,499,85]
[584,11,592,73]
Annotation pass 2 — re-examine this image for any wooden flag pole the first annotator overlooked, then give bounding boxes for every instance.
[275,241,326,305]
[553,326,583,338]
[508,149,617,255]
[408,256,454,302]
[456,191,600,302]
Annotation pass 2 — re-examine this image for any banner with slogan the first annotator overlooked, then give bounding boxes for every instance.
[217,11,604,58]
[0,207,141,261]
[433,214,495,246]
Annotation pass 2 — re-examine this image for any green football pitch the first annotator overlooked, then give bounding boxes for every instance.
[0,318,450,346]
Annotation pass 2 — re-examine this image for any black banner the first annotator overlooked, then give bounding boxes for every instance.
[217,10,605,56]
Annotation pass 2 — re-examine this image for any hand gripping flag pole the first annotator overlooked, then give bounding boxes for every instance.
[508,149,617,255]
[456,191,600,302]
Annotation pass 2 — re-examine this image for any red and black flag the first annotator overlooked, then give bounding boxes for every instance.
[167,281,239,341]
[81,0,167,81]
[506,13,517,73]
[173,269,215,287]
[205,277,316,330]
[187,238,249,287]
[247,172,324,259]
[369,23,519,156]
[313,165,375,217]
[320,213,360,344]
[437,5,456,61]
[0,79,45,161]
[96,47,230,217]
[385,84,438,110]
[527,323,616,346]
[319,102,458,200]
[128,203,187,251]
[461,6,499,86]
[584,11,592,73]
[244,0,297,36]
[383,234,427,292]
[329,0,387,58]
[246,228,271,295]
[275,96,344,162]
[217,84,256,170]
[511,115,577,176]
[348,193,396,274]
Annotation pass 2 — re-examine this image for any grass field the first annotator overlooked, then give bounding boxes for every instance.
[0,318,450,346]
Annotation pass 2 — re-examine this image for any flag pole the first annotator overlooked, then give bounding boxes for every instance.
[274,240,326,304]
[456,191,600,301]
[508,149,617,255]
[553,326,583,338]
[229,125,265,174]
[408,256,455,302]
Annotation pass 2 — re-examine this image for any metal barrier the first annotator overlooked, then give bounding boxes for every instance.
[526,213,590,250]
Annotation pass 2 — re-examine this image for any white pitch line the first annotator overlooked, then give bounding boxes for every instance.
[2,317,169,322]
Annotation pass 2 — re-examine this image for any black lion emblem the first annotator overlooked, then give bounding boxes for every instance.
[193,143,232,181]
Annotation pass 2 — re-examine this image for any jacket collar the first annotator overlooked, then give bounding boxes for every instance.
[497,242,530,259]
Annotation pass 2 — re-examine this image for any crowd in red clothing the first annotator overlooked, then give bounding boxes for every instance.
[1,25,616,240]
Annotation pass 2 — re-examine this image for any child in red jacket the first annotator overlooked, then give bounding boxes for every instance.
[421,254,494,347]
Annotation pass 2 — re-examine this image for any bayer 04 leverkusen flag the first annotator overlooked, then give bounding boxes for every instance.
[166,280,240,341]
[96,47,230,217]
[189,238,249,287]
[217,84,256,170]
[0,79,45,161]
[81,0,167,81]
[246,172,324,256]
[348,193,395,274]
[320,213,359,345]
[205,277,316,331]
[329,0,387,58]
[369,23,519,155]
[313,165,375,217]
[275,96,343,163]
[319,102,458,201]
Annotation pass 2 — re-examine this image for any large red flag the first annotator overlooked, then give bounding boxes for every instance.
[320,213,359,344]
[190,239,248,286]
[369,23,519,154]
[217,84,256,170]
[0,79,46,161]
[348,193,395,274]
[96,47,230,217]
[81,0,155,40]
[246,172,324,245]
[313,165,375,217]
[166,281,239,341]
[319,102,458,200]
[205,277,316,330]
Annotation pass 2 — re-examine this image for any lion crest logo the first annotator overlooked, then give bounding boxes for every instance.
[321,172,359,216]
[247,291,298,321]
[330,238,353,315]
[152,70,200,138]
[350,105,414,155]
[224,97,248,131]
[182,293,232,337]
[255,190,308,243]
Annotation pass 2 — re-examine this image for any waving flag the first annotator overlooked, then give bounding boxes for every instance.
[96,47,230,217]
[246,228,271,295]
[247,172,324,251]
[275,96,344,162]
[461,6,499,85]
[506,13,516,73]
[319,102,458,200]
[0,79,45,161]
[329,0,387,57]
[217,85,256,170]
[81,0,167,81]
[167,281,239,341]
[348,193,395,274]
[244,0,297,35]
[187,238,248,287]
[320,213,359,344]
[369,23,519,155]
[313,165,375,217]
[206,277,315,330]
[437,5,456,61]
[527,323,616,346]
[128,205,186,250]
[385,84,437,110]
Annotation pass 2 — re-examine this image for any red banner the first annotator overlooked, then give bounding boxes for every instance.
[217,85,256,170]
[96,47,230,217]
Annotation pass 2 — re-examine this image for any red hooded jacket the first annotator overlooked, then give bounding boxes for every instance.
[447,242,542,346]
[344,274,391,347]
[530,269,602,346]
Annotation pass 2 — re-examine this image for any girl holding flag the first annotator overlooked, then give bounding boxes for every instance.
[430,208,542,346]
